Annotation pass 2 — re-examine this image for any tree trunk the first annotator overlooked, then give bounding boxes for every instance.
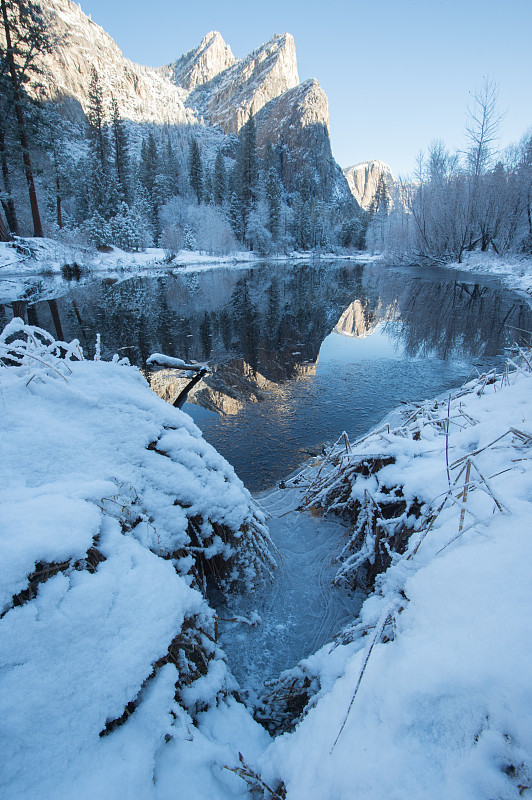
[0,123,19,234]
[0,210,10,242]
[53,151,62,228]
[12,300,27,320]
[48,298,64,341]
[1,0,44,238]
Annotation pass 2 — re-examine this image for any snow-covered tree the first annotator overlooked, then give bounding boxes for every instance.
[110,98,130,203]
[188,138,203,204]
[213,149,226,206]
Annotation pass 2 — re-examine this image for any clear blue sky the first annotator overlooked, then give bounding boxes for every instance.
[78,0,531,177]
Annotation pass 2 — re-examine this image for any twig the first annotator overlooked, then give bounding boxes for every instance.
[330,599,399,753]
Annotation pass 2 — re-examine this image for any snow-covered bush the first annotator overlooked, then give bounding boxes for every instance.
[159,196,237,257]
[193,205,237,256]
[0,317,83,381]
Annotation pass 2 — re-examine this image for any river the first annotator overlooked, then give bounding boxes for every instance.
[3,259,530,490]
[3,259,531,691]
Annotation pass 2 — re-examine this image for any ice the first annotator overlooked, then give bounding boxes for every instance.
[217,487,361,699]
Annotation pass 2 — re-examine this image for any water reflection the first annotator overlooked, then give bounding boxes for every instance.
[2,261,531,489]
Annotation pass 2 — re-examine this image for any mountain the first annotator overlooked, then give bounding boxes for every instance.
[162,31,238,92]
[343,160,395,209]
[163,32,299,134]
[30,0,353,204]
[35,0,192,125]
[255,78,348,198]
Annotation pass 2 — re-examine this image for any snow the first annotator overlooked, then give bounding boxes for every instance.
[0,320,273,799]
[147,353,205,369]
[443,251,532,299]
[2,298,532,797]
[0,237,258,281]
[257,357,532,799]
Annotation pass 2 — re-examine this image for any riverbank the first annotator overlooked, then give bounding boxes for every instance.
[0,237,373,279]
[1,315,531,798]
[444,251,532,298]
[255,342,532,799]
[2,252,532,798]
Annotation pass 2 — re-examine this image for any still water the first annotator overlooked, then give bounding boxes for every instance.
[3,260,531,490]
[5,259,531,685]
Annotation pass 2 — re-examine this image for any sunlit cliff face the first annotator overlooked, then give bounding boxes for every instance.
[148,355,318,417]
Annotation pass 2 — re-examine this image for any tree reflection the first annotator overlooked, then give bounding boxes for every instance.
[10,261,532,416]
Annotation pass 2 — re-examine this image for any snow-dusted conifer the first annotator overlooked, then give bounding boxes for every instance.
[229,192,244,242]
[188,138,203,204]
[265,166,281,241]
[110,98,130,203]
[213,149,226,206]
[183,224,196,250]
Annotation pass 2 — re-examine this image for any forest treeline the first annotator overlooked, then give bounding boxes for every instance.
[1,1,531,262]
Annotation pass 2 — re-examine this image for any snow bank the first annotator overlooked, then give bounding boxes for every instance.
[0,320,274,799]
[445,252,532,298]
[3,316,532,799]
[260,350,532,798]
[0,237,257,280]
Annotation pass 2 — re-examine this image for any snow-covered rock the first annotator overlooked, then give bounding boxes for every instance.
[162,31,238,92]
[343,160,395,209]
[178,32,300,134]
[35,0,192,126]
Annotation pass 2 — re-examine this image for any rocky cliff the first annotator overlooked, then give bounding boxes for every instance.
[255,79,350,200]
[343,160,395,209]
[35,0,192,125]
[30,0,352,204]
[167,32,300,134]
[162,31,238,92]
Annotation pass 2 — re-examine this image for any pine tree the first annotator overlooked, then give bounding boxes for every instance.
[369,173,390,216]
[183,225,196,250]
[87,67,108,170]
[238,112,258,229]
[213,149,226,206]
[188,138,203,204]
[229,192,244,242]
[265,167,281,241]
[0,0,54,236]
[110,98,129,202]
[86,68,117,218]
[138,132,160,239]
[161,138,180,196]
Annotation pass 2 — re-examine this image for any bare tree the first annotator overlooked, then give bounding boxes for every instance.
[464,77,503,178]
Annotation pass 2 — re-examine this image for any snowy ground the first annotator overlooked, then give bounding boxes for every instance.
[256,357,532,799]
[0,236,373,282]
[0,236,258,277]
[2,247,532,798]
[444,252,532,298]
[0,319,274,800]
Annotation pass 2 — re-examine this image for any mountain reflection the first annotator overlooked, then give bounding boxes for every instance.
[2,262,531,419]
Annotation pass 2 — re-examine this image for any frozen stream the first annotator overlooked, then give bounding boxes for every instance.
[216,478,361,699]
